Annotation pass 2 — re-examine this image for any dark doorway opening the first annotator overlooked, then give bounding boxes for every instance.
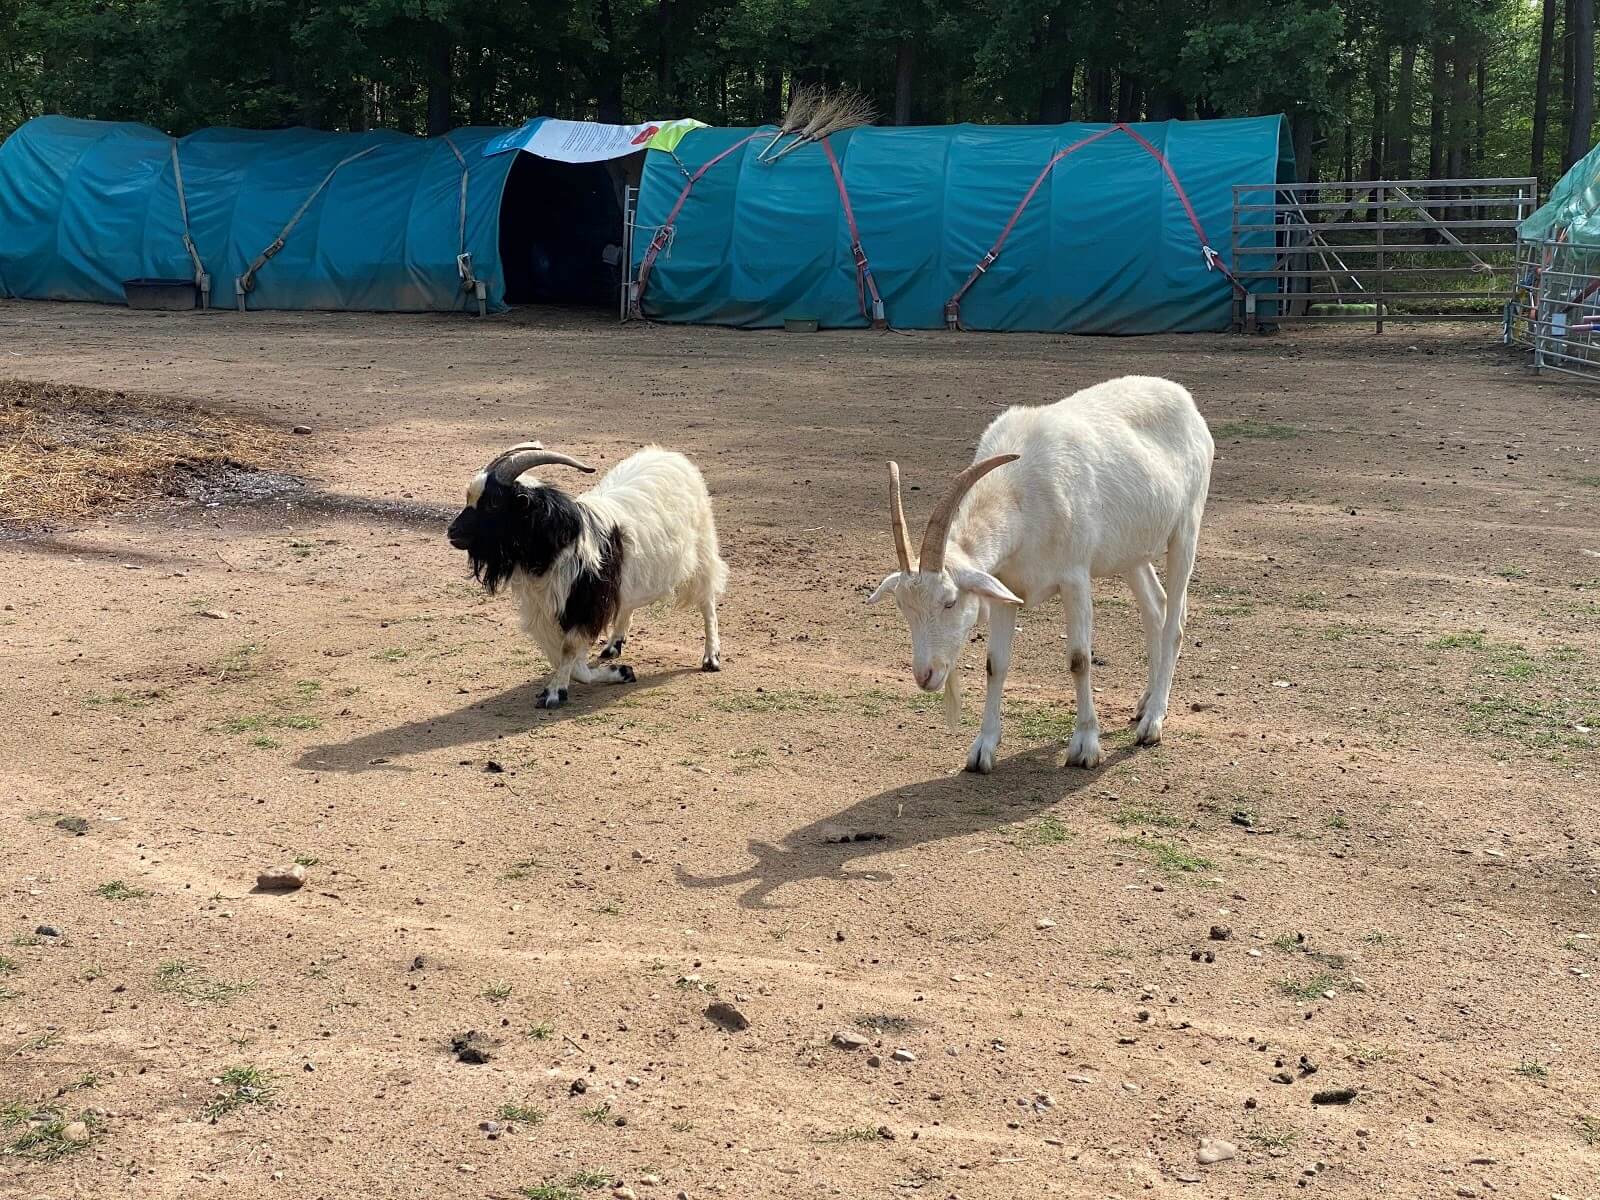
[498,153,635,307]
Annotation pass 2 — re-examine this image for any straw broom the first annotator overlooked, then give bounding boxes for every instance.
[767,88,877,161]
[757,82,821,160]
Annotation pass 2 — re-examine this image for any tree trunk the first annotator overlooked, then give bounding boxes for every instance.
[1533,0,1559,185]
[893,39,916,124]
[1447,35,1472,178]
[1567,0,1595,168]
[1116,72,1141,122]
[1291,110,1316,182]
[1036,15,1073,123]
[1564,0,1576,132]
[426,36,453,135]
[1428,46,1447,177]
[656,1,674,106]
[467,44,489,126]
[763,69,783,122]
[1366,43,1388,181]
[1086,66,1113,121]
[594,0,626,122]
[1391,40,1416,178]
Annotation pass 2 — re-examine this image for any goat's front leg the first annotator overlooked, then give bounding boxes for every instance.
[965,601,1017,774]
[538,634,586,708]
[1062,573,1104,768]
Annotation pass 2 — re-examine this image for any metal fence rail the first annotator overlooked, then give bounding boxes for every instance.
[1231,178,1537,332]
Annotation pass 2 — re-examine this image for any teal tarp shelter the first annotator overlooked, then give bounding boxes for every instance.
[0,116,522,312]
[1520,140,1600,245]
[632,116,1294,333]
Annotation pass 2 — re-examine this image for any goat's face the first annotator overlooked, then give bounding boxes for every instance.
[868,566,1020,693]
[448,470,580,594]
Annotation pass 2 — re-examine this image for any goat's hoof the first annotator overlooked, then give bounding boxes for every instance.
[1133,714,1163,746]
[599,638,625,660]
[964,739,996,774]
[616,664,636,683]
[1132,692,1150,722]
[701,656,721,673]
[538,687,569,710]
[1065,732,1105,769]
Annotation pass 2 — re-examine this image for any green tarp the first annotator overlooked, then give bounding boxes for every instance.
[1520,140,1600,246]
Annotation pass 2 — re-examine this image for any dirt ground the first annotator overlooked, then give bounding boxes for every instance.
[2,301,1597,1200]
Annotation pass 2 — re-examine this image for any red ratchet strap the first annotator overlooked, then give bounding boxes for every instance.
[944,122,1242,330]
[821,139,887,328]
[632,131,763,316]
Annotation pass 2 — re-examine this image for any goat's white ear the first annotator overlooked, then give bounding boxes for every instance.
[866,573,902,605]
[952,566,1023,606]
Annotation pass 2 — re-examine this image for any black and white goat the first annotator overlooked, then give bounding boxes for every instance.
[868,376,1213,773]
[448,442,727,708]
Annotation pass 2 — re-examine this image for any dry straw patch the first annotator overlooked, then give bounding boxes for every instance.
[0,378,285,526]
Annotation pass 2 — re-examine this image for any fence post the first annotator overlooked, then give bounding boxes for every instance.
[1374,184,1385,335]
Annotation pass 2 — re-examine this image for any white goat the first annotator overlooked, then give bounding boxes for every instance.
[448,442,728,708]
[868,376,1213,772]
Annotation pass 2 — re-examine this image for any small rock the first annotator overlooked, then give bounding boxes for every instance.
[449,1031,493,1064]
[866,1054,882,1068]
[831,1030,869,1050]
[483,760,504,773]
[1196,1138,1237,1165]
[1244,1097,1257,1109]
[53,816,89,836]
[639,1177,661,1188]
[34,925,61,938]
[1067,1074,1094,1084]
[1311,1087,1357,1105]
[1456,1190,1478,1199]
[292,425,313,435]
[198,609,230,620]
[570,1079,587,1095]
[1271,1071,1294,1085]
[60,1121,90,1144]
[1036,917,1057,929]
[1209,925,1233,941]
[876,1125,895,1140]
[255,863,306,891]
[704,1002,749,1032]
[614,1188,638,1200]
[892,1048,916,1064]
[480,1120,501,1135]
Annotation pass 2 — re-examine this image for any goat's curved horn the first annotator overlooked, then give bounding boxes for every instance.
[918,454,1020,573]
[887,461,912,573]
[489,442,597,482]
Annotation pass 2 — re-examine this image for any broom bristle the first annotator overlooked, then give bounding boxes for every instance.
[780,82,821,133]
[806,89,876,139]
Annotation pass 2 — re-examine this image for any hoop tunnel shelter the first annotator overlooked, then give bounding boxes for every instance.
[0,116,516,312]
[633,116,1294,333]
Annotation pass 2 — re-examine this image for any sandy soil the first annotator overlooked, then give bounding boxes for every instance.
[2,301,1597,1200]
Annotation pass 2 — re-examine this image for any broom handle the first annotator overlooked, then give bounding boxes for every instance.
[767,132,814,162]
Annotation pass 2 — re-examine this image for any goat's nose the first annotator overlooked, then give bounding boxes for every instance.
[915,666,933,689]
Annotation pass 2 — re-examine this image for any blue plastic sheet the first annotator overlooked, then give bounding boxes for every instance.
[633,116,1294,333]
[0,116,515,312]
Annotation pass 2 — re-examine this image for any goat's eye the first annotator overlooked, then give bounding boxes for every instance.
[943,598,958,610]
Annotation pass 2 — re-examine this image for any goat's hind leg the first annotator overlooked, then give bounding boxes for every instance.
[598,607,634,660]
[538,638,585,708]
[1123,562,1167,723]
[1134,519,1199,746]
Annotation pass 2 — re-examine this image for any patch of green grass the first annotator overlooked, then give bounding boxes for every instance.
[481,981,512,1002]
[83,689,158,709]
[293,679,323,700]
[1514,1059,1549,1079]
[250,736,281,749]
[821,1126,889,1144]
[670,1119,695,1133]
[520,1171,613,1200]
[222,712,322,734]
[1212,419,1299,441]
[1017,814,1075,847]
[595,900,624,916]
[856,687,944,718]
[17,1031,58,1053]
[1246,1128,1300,1151]
[496,1102,546,1124]
[580,1102,612,1125]
[1494,566,1528,580]
[202,1065,275,1119]
[1006,701,1076,742]
[712,688,838,715]
[0,956,16,973]
[10,935,43,948]
[293,854,319,867]
[154,960,255,1006]
[0,986,19,1003]
[67,1072,102,1091]
[1209,602,1255,617]
[1274,971,1343,1002]
[502,859,540,881]
[1580,1115,1600,1146]
[2,1111,97,1161]
[1290,592,1330,611]
[1102,946,1133,960]
[1349,1044,1393,1065]
[1111,804,1184,829]
[1,1101,32,1127]
[215,643,263,679]
[562,1170,610,1188]
[1112,835,1215,876]
[1359,931,1391,946]
[93,880,149,901]
[526,1022,554,1040]
[1324,814,1350,831]
[372,647,409,663]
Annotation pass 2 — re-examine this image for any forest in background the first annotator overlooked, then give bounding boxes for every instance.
[0,0,1594,187]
